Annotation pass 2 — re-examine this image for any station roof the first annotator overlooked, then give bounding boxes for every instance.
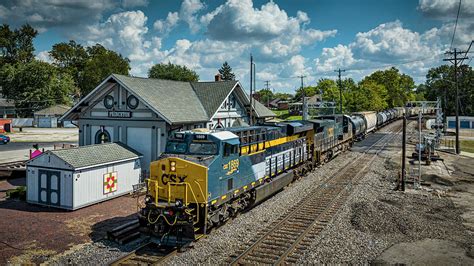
[61,74,275,124]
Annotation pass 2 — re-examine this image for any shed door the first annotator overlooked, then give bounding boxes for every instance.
[38,170,61,206]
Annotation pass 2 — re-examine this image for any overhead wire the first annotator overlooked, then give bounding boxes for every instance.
[450,0,462,50]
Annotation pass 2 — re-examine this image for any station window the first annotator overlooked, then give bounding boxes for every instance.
[95,129,111,144]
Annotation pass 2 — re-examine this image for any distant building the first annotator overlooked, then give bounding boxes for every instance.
[0,95,16,118]
[266,98,281,109]
[447,116,474,129]
[277,100,289,110]
[34,104,72,128]
[61,74,275,171]
[307,94,323,107]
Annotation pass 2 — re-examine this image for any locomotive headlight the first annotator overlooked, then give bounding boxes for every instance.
[170,161,176,172]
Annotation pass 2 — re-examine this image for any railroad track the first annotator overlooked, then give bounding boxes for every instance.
[228,121,403,265]
[109,242,178,266]
[0,160,27,170]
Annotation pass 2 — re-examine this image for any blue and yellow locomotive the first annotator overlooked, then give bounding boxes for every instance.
[139,118,353,242]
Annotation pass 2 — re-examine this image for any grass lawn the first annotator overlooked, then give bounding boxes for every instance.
[461,140,474,153]
[285,115,302,120]
[273,109,288,116]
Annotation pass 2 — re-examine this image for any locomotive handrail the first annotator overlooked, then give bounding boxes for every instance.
[146,179,164,206]
[167,182,201,225]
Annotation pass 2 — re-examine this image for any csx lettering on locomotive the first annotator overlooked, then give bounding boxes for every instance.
[161,174,188,185]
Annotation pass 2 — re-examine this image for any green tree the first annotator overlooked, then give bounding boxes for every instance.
[274,92,293,101]
[78,44,130,96]
[422,64,473,115]
[0,60,76,116]
[0,24,38,66]
[49,40,88,84]
[294,86,318,101]
[218,61,235,81]
[364,67,415,107]
[355,80,388,111]
[257,89,274,105]
[316,79,339,103]
[148,62,199,82]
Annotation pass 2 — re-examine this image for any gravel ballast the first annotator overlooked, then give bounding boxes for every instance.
[47,119,473,264]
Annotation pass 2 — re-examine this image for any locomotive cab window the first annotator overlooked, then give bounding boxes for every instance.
[223,143,238,157]
[165,141,187,154]
[189,141,218,155]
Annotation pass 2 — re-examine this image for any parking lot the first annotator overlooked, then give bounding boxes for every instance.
[0,128,78,163]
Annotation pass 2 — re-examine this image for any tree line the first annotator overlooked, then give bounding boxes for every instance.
[258,65,473,115]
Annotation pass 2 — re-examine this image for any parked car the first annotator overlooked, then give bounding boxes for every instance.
[0,134,10,144]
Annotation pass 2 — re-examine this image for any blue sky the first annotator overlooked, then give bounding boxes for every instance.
[1,0,473,93]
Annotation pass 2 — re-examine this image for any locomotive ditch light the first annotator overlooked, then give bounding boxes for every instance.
[170,161,176,172]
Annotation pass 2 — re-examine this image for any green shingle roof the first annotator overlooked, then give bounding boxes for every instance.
[62,74,275,124]
[191,81,237,117]
[49,142,141,169]
[113,74,209,123]
[34,104,71,116]
[252,99,276,118]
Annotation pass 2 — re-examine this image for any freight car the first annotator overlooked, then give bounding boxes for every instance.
[138,117,353,242]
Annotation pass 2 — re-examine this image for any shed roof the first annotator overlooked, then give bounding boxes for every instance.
[47,142,142,169]
[34,104,71,116]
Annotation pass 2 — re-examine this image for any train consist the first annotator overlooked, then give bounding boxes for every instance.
[138,107,433,243]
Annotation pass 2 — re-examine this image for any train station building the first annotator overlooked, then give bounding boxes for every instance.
[61,74,275,172]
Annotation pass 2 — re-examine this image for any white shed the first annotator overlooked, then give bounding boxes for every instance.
[26,142,142,210]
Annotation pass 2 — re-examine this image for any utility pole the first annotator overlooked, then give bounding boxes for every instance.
[401,114,406,191]
[297,75,307,120]
[334,68,346,114]
[264,80,271,108]
[249,54,254,126]
[443,48,468,154]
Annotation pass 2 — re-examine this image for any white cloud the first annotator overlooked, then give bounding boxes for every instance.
[314,20,452,84]
[205,0,305,41]
[153,11,179,33]
[351,20,434,63]
[315,44,356,73]
[0,0,148,32]
[180,0,205,33]
[36,50,52,63]
[418,0,474,49]
[80,10,170,76]
[418,0,474,20]
[280,55,310,77]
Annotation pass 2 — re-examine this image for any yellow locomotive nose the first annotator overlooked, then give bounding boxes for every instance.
[148,157,208,206]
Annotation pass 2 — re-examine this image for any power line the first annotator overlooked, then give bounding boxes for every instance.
[460,40,473,65]
[450,0,462,50]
